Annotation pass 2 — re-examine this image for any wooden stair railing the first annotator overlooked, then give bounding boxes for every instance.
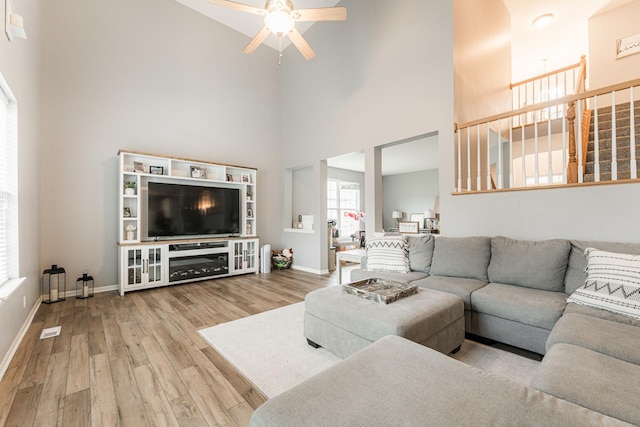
[455,77,640,193]
[567,55,588,183]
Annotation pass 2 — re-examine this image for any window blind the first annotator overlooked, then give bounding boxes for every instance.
[0,77,17,286]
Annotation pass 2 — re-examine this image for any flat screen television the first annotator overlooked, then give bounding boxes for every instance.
[147,182,240,238]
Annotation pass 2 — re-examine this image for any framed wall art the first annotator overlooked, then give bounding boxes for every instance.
[398,221,420,234]
[616,31,640,59]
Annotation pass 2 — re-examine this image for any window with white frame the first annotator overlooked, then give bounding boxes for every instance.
[0,73,19,291]
[327,179,360,239]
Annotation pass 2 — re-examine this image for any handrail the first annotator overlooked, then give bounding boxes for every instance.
[573,55,587,95]
[509,57,584,89]
[456,77,640,130]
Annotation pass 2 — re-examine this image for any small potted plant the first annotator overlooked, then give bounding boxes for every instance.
[124,181,136,195]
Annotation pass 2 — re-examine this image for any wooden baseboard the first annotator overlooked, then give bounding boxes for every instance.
[0,296,42,381]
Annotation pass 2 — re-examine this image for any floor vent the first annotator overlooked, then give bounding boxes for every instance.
[40,326,61,339]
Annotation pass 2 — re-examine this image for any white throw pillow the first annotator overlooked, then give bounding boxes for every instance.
[567,248,640,320]
[365,235,410,273]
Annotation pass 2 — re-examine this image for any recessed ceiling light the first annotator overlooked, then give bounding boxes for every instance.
[533,13,554,29]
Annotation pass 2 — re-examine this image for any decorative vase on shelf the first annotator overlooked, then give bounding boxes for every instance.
[124,188,135,195]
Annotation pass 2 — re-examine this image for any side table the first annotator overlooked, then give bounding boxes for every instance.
[335,248,366,284]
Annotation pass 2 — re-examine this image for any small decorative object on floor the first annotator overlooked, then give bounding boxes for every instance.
[272,248,293,270]
[75,270,94,299]
[42,265,66,304]
[343,278,418,304]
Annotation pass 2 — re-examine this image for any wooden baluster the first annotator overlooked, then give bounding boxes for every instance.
[467,127,471,191]
[476,124,481,190]
[521,113,526,187]
[577,99,584,182]
[457,127,462,191]
[594,96,600,181]
[567,101,578,183]
[547,107,553,184]
[509,116,514,188]
[611,91,617,180]
[497,119,503,189]
[562,103,567,183]
[534,110,539,185]
[486,122,491,189]
[631,86,637,179]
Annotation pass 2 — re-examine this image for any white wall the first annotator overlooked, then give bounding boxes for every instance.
[589,1,640,89]
[39,0,282,288]
[0,0,42,373]
[383,169,439,231]
[280,0,455,271]
[454,0,511,124]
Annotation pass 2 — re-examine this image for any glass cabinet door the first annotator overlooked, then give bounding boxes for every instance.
[127,248,143,286]
[245,240,256,270]
[233,241,244,271]
[148,247,164,284]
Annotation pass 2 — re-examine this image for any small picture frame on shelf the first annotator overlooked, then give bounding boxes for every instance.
[133,161,144,173]
[123,207,131,218]
[226,174,233,182]
[409,213,426,229]
[247,208,253,218]
[190,166,207,179]
[398,221,420,234]
[241,173,250,183]
[149,166,164,175]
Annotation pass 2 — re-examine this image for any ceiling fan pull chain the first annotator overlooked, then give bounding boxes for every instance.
[278,36,283,65]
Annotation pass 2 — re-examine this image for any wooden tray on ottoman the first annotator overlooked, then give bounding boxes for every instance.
[342,278,418,304]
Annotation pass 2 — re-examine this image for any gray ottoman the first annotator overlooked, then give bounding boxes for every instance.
[304,286,464,358]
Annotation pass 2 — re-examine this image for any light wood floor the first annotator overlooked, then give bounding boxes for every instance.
[0,268,338,427]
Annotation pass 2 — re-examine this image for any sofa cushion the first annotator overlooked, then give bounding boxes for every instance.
[349,268,428,284]
[251,336,627,427]
[430,236,491,282]
[471,283,566,330]
[546,313,640,365]
[567,248,640,320]
[406,234,435,273]
[364,235,409,273]
[564,240,640,294]
[487,236,570,292]
[413,275,487,312]
[532,343,640,426]
[564,302,640,327]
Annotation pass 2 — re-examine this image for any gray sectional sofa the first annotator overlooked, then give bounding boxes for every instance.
[251,235,640,426]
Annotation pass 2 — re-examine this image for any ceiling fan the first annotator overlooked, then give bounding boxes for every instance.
[208,0,347,60]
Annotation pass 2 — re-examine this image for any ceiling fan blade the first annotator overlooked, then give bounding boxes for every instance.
[208,0,266,15]
[288,27,316,60]
[242,26,271,55]
[294,6,347,22]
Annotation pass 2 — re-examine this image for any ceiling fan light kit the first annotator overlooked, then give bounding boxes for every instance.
[264,9,294,36]
[209,0,347,61]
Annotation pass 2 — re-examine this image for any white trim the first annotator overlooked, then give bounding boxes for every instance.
[290,264,328,275]
[0,295,41,381]
[283,228,314,234]
[0,276,24,303]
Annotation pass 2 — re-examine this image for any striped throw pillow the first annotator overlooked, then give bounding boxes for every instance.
[365,236,410,273]
[567,248,640,320]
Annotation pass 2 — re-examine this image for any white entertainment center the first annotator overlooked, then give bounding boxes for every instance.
[118,150,259,296]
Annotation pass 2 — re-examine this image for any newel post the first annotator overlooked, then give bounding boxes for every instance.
[567,101,578,184]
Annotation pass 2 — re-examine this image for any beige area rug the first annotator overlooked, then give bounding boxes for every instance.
[198,302,540,398]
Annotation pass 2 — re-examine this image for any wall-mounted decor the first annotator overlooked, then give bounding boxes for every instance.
[398,221,419,234]
[616,31,640,59]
